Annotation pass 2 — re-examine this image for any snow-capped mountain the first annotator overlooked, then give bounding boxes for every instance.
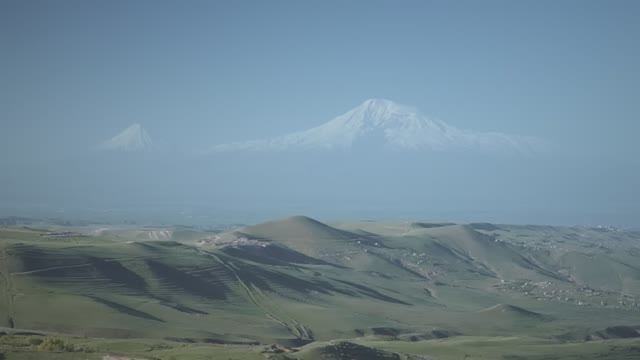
[100,123,153,152]
[211,99,542,153]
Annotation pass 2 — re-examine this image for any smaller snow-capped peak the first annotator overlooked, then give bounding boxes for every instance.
[100,123,153,152]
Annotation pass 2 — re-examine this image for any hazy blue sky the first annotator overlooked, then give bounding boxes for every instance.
[1,1,639,226]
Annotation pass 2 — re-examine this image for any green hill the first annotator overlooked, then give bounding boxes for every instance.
[1,217,640,359]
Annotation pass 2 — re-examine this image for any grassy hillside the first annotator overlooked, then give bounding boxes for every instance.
[1,217,639,359]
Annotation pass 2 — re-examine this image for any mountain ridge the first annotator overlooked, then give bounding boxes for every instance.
[211,99,543,153]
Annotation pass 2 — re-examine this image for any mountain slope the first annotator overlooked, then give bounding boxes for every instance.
[219,216,400,274]
[212,99,542,153]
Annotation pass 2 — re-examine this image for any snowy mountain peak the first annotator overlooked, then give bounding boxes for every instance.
[344,98,418,127]
[100,123,153,152]
[211,99,543,153]
[328,98,437,131]
[358,98,412,115]
[359,98,405,113]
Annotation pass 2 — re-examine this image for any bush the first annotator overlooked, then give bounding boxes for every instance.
[28,337,43,346]
[37,337,73,352]
[0,335,29,348]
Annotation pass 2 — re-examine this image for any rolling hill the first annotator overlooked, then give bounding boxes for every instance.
[1,217,639,359]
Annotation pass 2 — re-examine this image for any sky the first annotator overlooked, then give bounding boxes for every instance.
[1,0,639,226]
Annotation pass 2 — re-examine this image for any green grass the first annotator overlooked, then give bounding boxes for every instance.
[353,336,640,360]
[1,334,640,360]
